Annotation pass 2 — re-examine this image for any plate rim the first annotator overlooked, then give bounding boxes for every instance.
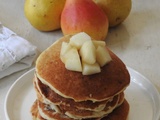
[4,67,160,120]
[127,67,160,120]
[4,68,35,120]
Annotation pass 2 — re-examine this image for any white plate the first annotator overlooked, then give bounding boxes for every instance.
[4,67,160,120]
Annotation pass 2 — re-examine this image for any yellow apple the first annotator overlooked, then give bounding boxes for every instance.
[93,0,132,27]
[24,0,65,31]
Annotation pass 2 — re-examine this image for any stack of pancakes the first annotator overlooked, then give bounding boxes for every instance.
[31,35,130,120]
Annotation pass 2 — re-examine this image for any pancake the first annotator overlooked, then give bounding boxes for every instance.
[33,77,125,119]
[38,101,72,120]
[58,94,120,119]
[34,76,115,112]
[31,100,45,120]
[31,99,129,120]
[34,76,61,113]
[101,99,129,120]
[36,35,130,102]
[32,33,130,120]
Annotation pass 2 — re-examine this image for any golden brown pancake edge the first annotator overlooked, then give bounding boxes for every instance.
[36,35,130,102]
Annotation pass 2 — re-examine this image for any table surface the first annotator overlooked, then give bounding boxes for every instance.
[0,0,160,120]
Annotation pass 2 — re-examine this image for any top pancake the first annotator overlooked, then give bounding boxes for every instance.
[36,35,130,102]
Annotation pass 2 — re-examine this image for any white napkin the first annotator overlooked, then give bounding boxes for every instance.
[0,23,37,79]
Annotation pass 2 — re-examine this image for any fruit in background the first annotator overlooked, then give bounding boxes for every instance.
[24,0,65,31]
[93,0,132,27]
[61,0,109,41]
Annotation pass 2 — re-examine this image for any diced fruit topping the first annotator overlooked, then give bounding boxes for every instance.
[60,32,112,75]
[70,32,91,49]
[64,48,82,72]
[93,40,106,48]
[82,62,101,75]
[60,42,73,63]
[96,46,112,67]
[80,41,96,64]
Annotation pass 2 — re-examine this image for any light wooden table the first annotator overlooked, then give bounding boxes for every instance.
[0,0,160,119]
